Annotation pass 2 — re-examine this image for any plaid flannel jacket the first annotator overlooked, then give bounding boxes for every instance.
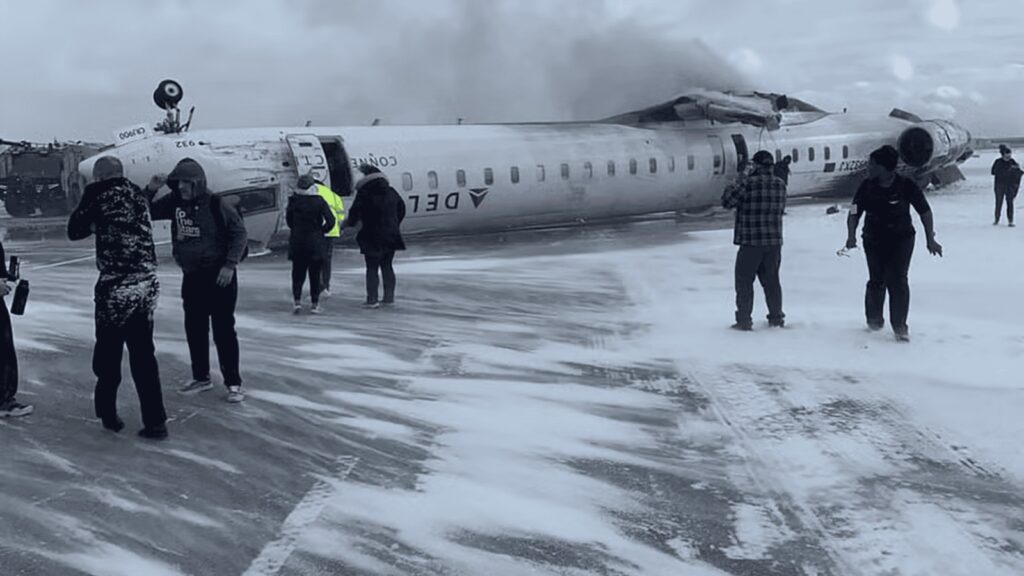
[721,169,787,246]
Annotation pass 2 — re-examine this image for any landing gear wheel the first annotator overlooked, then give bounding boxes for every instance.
[153,79,184,110]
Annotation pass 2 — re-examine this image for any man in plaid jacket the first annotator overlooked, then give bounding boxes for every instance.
[721,150,787,331]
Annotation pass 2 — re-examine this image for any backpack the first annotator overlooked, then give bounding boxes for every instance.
[210,194,249,262]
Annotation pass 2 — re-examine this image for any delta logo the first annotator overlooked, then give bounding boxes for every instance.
[469,188,489,208]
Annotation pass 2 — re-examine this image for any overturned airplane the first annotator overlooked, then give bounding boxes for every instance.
[80,80,973,251]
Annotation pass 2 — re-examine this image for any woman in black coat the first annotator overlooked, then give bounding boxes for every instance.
[286,174,335,314]
[345,165,406,308]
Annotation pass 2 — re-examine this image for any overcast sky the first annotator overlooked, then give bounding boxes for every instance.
[1,0,1022,143]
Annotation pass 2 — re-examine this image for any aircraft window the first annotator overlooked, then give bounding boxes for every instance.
[561,163,570,180]
[629,159,638,175]
[511,166,520,184]
[649,158,658,173]
[687,155,695,170]
[808,148,815,162]
[713,155,721,169]
[456,169,466,188]
[792,149,799,163]
[428,171,438,190]
[607,160,616,176]
[843,145,849,159]
[484,168,494,185]
[668,156,675,172]
[402,172,413,191]
[537,165,546,181]
[583,162,593,179]
[824,147,831,161]
[218,186,278,217]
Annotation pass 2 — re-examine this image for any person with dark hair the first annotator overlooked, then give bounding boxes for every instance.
[287,174,335,314]
[773,155,792,185]
[721,150,787,331]
[991,144,1021,226]
[68,156,165,437]
[345,165,407,308]
[845,145,942,342]
[0,237,31,418]
[145,159,248,403]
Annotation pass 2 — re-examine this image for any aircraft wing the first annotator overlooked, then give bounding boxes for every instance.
[603,90,791,130]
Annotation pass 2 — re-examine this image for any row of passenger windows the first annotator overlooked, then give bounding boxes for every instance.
[398,144,853,191]
[401,156,690,191]
[778,145,850,164]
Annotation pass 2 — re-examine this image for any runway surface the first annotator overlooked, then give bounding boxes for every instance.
[1,152,1021,576]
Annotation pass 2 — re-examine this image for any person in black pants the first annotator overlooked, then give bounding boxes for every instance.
[0,238,31,419]
[345,165,407,308]
[846,145,943,342]
[721,150,787,330]
[68,156,166,437]
[145,158,248,403]
[991,144,1022,226]
[287,174,335,314]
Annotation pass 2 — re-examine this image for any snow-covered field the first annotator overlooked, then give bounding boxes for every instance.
[1,151,1021,576]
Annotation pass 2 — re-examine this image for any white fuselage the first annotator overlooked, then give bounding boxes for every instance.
[80,113,963,250]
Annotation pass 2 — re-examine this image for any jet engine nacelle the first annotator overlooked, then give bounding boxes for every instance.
[897,120,972,170]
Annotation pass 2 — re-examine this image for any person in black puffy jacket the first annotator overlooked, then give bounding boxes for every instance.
[345,165,406,308]
[287,174,335,314]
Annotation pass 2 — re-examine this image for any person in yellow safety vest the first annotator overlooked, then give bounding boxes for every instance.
[315,179,345,296]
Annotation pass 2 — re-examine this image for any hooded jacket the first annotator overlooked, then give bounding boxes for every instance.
[286,184,335,261]
[146,158,248,274]
[345,172,406,256]
[67,176,159,327]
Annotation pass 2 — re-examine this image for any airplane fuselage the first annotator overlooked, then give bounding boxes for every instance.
[81,112,971,251]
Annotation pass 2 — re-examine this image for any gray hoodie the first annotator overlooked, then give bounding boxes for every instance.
[146,158,247,274]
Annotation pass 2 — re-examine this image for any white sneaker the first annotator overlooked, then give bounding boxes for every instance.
[226,386,245,403]
[292,303,302,315]
[321,288,332,298]
[178,379,213,395]
[362,301,380,309]
[310,304,323,315]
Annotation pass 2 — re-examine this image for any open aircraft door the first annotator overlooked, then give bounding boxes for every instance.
[285,134,332,189]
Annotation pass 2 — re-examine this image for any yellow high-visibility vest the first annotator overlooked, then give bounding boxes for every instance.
[316,183,345,238]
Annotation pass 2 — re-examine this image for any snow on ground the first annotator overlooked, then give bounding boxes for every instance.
[1,152,1021,576]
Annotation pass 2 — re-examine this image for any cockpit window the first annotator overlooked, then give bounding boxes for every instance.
[218,186,277,216]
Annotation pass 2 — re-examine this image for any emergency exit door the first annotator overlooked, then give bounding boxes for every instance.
[285,134,332,189]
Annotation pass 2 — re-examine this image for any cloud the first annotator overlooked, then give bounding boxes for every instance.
[1,0,1022,141]
[890,55,916,81]
[934,85,963,99]
[925,0,961,30]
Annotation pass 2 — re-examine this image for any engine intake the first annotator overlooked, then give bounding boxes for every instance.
[897,120,972,170]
